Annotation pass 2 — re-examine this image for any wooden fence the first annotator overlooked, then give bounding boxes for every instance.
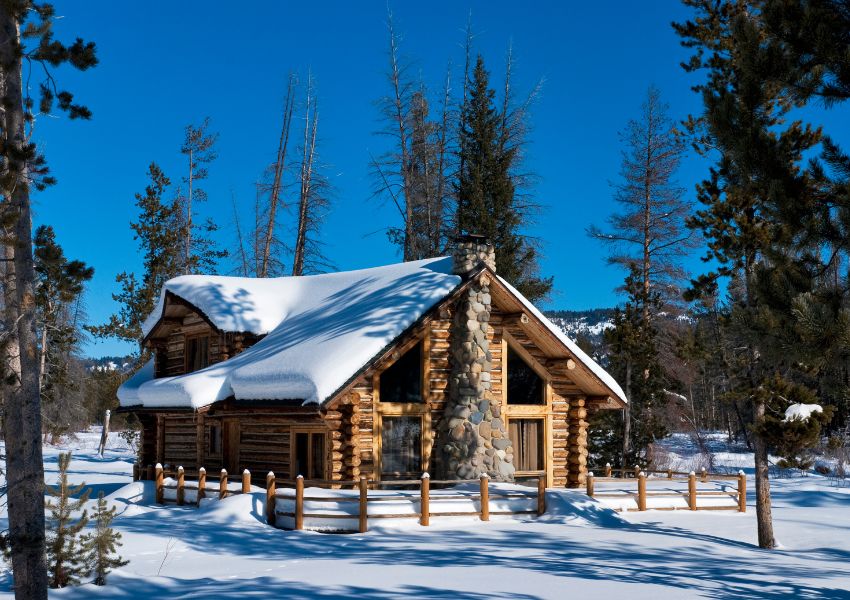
[586,464,746,513]
[153,464,252,506]
[267,473,546,532]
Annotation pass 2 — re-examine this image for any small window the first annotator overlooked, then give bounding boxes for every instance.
[208,425,222,455]
[186,336,210,373]
[293,432,326,480]
[381,416,422,476]
[380,342,422,403]
[509,419,544,472]
[507,346,544,405]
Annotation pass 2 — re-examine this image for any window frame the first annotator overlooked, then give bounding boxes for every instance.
[184,334,211,373]
[290,427,328,481]
[373,334,432,480]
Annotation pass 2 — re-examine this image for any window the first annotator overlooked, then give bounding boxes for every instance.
[293,431,326,480]
[208,425,222,455]
[186,336,210,373]
[381,416,422,476]
[507,346,544,405]
[380,342,422,403]
[509,419,544,472]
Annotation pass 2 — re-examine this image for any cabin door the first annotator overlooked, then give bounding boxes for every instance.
[222,418,240,473]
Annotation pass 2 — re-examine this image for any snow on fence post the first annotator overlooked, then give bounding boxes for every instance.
[242,469,251,494]
[737,471,747,513]
[633,465,640,479]
[266,472,276,526]
[359,476,369,532]
[586,472,594,498]
[219,469,228,500]
[295,475,305,530]
[155,463,164,504]
[667,468,673,480]
[637,472,647,511]
[197,467,207,504]
[688,471,697,511]
[537,475,546,516]
[419,474,429,527]
[479,473,489,521]
[146,464,154,481]
[604,463,612,478]
[701,467,708,483]
[176,466,185,506]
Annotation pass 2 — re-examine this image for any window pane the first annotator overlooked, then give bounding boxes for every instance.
[381,416,422,476]
[294,432,309,478]
[380,343,422,403]
[310,434,325,480]
[507,347,544,405]
[509,419,544,472]
[187,337,210,373]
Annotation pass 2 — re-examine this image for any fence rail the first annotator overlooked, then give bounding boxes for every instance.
[586,466,747,513]
[150,463,546,531]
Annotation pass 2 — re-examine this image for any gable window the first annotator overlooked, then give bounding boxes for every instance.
[380,342,422,403]
[186,336,210,373]
[507,346,544,405]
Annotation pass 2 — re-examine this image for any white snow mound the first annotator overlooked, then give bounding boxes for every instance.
[783,403,823,422]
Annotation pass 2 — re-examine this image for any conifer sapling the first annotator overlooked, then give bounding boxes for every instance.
[83,491,128,586]
[46,452,90,588]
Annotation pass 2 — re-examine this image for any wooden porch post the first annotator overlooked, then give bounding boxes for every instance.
[566,396,588,487]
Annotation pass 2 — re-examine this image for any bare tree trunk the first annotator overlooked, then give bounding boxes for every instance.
[622,359,632,467]
[98,409,111,456]
[0,8,48,597]
[387,14,413,261]
[260,75,295,277]
[753,397,776,548]
[185,148,193,274]
[231,193,249,277]
[292,83,318,277]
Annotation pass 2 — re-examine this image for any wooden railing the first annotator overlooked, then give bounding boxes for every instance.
[268,472,547,532]
[586,466,747,513]
[154,464,251,506]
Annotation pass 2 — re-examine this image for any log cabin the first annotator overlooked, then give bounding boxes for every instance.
[119,236,626,488]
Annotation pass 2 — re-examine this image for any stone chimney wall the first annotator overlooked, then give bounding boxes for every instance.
[439,237,514,481]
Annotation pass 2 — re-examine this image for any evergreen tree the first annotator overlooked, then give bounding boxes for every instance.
[456,55,552,301]
[87,164,183,348]
[46,453,90,588]
[33,226,94,438]
[82,492,128,586]
[0,5,97,597]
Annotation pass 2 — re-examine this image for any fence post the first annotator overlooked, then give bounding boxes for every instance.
[146,464,154,481]
[359,476,369,533]
[537,474,546,516]
[737,470,746,513]
[132,463,139,481]
[176,466,185,506]
[155,463,164,504]
[638,471,647,511]
[667,468,673,480]
[219,469,228,500]
[479,473,489,521]
[420,473,430,526]
[633,464,640,479]
[197,467,206,503]
[266,472,276,526]
[242,469,251,493]
[688,471,697,510]
[295,475,304,531]
[586,472,594,497]
[604,463,612,478]
[701,467,708,483]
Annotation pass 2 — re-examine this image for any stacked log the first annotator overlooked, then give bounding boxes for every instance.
[567,396,589,487]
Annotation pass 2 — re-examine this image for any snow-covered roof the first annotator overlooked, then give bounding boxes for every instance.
[120,256,627,409]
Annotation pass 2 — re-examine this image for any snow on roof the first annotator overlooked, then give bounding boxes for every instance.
[120,257,628,409]
[783,403,823,423]
[120,257,461,408]
[496,275,628,405]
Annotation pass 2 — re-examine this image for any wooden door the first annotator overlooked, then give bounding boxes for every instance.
[222,418,240,473]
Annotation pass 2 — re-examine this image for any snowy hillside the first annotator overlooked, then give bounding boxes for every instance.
[545,308,615,343]
[1,431,847,598]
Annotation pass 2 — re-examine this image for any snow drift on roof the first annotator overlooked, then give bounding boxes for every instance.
[120,257,461,408]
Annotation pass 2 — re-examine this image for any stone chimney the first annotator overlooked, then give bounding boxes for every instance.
[439,236,514,481]
[452,233,496,276]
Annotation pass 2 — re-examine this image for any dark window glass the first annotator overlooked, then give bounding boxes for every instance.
[507,347,544,405]
[294,432,309,478]
[381,416,422,476]
[293,432,325,480]
[310,434,325,480]
[208,425,222,455]
[380,342,422,403]
[186,336,210,373]
[509,419,544,472]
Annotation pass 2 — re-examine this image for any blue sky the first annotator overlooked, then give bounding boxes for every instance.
[37,1,846,358]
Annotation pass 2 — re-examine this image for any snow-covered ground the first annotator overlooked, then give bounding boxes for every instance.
[0,431,848,599]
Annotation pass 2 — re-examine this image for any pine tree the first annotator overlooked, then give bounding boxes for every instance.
[34,226,94,438]
[0,5,97,597]
[456,55,552,301]
[87,164,183,348]
[82,492,128,586]
[46,453,90,588]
